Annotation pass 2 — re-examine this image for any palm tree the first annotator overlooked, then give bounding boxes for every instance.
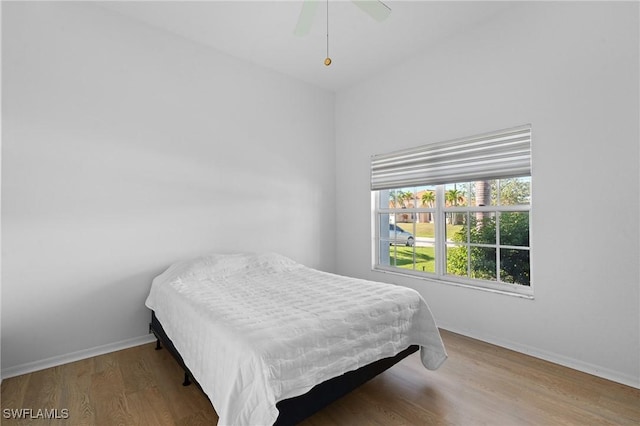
[399,191,414,222]
[445,188,464,206]
[389,191,399,208]
[401,191,414,208]
[446,188,465,225]
[421,191,435,207]
[475,180,491,225]
[421,191,435,223]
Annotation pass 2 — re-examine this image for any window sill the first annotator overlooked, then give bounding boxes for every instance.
[372,266,535,300]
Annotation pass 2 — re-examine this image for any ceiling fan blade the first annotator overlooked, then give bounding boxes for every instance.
[294,0,320,37]
[352,0,391,22]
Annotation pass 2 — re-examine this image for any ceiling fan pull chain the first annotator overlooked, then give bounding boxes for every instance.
[325,0,332,66]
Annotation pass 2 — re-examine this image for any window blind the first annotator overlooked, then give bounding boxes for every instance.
[370,125,531,190]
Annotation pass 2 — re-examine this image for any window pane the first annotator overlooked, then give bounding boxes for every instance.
[415,185,436,209]
[407,188,418,207]
[388,189,400,208]
[417,211,435,226]
[500,212,529,247]
[416,217,436,239]
[386,241,436,273]
[414,244,436,273]
[390,187,418,209]
[470,247,497,281]
[388,215,415,247]
[394,246,416,270]
[446,212,468,243]
[467,182,475,206]
[470,179,497,207]
[470,212,497,244]
[498,177,531,206]
[446,210,467,226]
[395,211,415,228]
[445,183,468,207]
[446,244,468,278]
[500,249,530,286]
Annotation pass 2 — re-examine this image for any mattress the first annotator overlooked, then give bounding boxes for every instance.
[145,252,447,425]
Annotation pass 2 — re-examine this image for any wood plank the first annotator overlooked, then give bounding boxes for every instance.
[59,357,95,426]
[90,355,136,425]
[0,373,30,412]
[119,344,156,394]
[126,386,174,426]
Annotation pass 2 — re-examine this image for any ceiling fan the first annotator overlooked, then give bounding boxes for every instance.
[294,0,392,66]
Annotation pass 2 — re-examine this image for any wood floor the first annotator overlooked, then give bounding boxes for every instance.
[2,330,639,425]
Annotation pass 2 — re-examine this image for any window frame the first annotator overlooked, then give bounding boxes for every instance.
[372,181,533,298]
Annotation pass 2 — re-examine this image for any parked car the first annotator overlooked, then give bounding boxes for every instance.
[389,224,415,246]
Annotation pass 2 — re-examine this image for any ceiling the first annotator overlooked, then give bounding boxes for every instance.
[98,1,514,92]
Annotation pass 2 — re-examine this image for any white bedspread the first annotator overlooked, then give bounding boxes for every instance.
[145,252,447,426]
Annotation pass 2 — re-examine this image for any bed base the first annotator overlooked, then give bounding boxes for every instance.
[149,311,418,426]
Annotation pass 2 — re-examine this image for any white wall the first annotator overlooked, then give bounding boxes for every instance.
[1,2,335,373]
[335,2,639,387]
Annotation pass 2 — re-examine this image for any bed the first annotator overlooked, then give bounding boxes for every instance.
[146,252,447,425]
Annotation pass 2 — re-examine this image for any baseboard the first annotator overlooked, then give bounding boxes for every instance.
[1,334,157,380]
[438,324,640,389]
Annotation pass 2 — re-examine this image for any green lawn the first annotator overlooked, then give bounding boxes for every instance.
[390,246,436,273]
[395,222,464,239]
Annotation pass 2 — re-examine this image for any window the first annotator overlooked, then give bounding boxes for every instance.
[372,126,532,297]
